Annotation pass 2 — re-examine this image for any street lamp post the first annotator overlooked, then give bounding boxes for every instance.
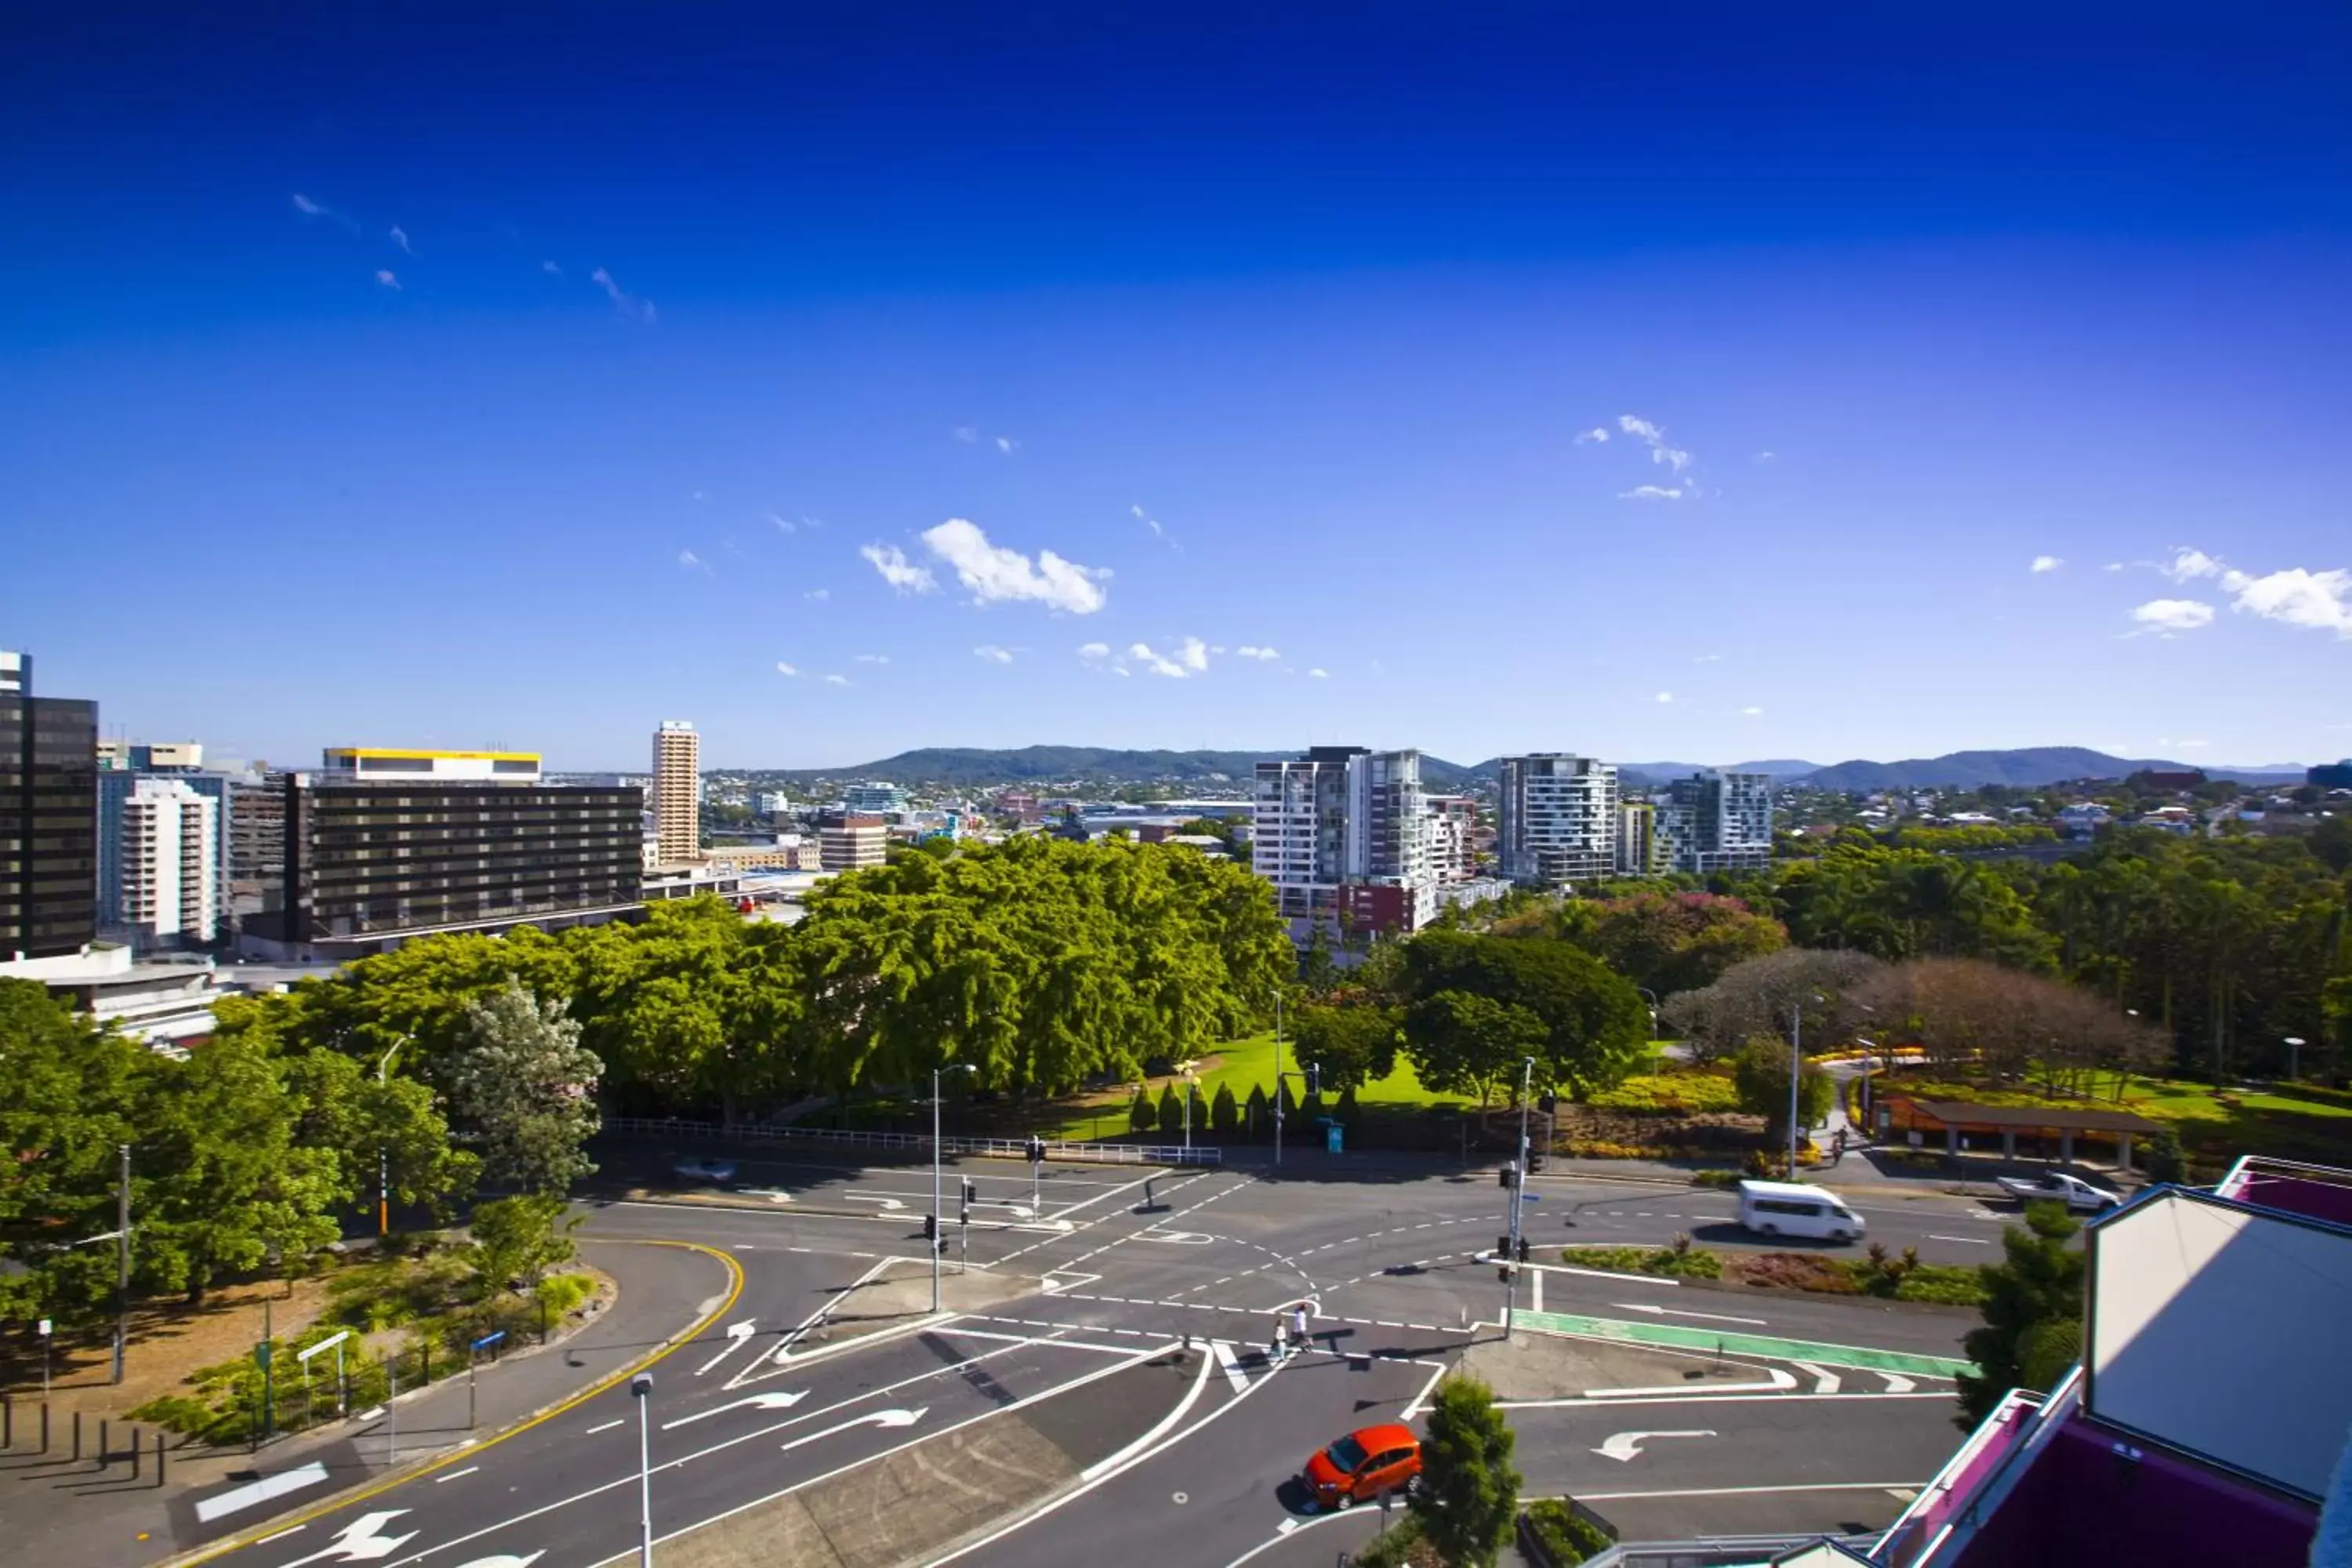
[1273,990,1286,1170]
[1635,987,1660,1040]
[1504,1056,1535,1338]
[376,1043,401,1238]
[932,1062,977,1312]
[630,1372,655,1567]
[2285,1036,2307,1083]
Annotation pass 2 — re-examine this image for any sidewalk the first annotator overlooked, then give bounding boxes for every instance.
[0,1238,735,1568]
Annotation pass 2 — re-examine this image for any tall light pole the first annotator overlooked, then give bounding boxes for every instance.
[113,1143,131,1385]
[1178,1060,1200,1152]
[932,1062,976,1312]
[1635,987,1660,1042]
[1788,1001,1805,1177]
[630,1372,655,1567]
[1505,1057,1534,1337]
[376,1042,401,1238]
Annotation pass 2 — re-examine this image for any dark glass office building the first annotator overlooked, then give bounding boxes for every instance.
[1,652,100,960]
[283,775,643,953]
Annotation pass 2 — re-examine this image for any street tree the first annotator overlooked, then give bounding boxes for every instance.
[1290,1002,1401,1090]
[0,981,145,1320]
[1660,948,1884,1064]
[1731,1035,1834,1145]
[448,980,603,1196]
[1411,1372,1522,1567]
[466,1193,579,1299]
[1559,890,1789,996]
[1957,1200,2086,1425]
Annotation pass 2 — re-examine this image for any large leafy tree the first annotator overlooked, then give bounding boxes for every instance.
[448,981,603,1196]
[1289,1002,1401,1091]
[1396,931,1650,1103]
[1411,1373,1522,1567]
[1559,890,1788,997]
[0,981,145,1320]
[1660,948,1884,1064]
[1957,1201,2086,1425]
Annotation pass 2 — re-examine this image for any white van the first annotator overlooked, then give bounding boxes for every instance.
[1737,1180,1865,1243]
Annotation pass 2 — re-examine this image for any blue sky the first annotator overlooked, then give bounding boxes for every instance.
[4,6,2348,771]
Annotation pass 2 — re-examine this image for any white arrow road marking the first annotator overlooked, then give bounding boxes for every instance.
[779,1407,926,1454]
[452,1555,546,1568]
[841,1193,906,1210]
[1793,1361,1842,1395]
[1040,1272,1102,1295]
[1613,1303,1771,1327]
[1210,1341,1250,1394]
[1878,1372,1918,1394]
[1593,1429,1717,1463]
[663,1389,809,1430]
[1138,1230,1215,1244]
[1578,1368,1796,1400]
[279,1512,418,1565]
[739,1188,794,1204]
[695,1318,760,1376]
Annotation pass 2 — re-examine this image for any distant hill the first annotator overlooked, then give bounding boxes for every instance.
[1792,749,2304,791]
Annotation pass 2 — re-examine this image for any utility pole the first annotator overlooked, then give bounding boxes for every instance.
[931,1063,975,1312]
[1273,990,1285,1171]
[1505,1057,1534,1337]
[112,1144,130,1385]
[1788,1001,1804,1177]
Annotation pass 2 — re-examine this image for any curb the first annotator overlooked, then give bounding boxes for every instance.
[160,1239,744,1566]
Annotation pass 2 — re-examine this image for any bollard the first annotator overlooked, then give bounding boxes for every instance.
[3,1391,11,1449]
[130,1426,140,1479]
[41,1403,50,1454]
[156,1430,167,1486]
[99,1417,110,1468]
[71,1410,82,1461]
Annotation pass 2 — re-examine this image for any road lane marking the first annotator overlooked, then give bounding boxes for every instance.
[1504,1389,1947,1410]
[1576,1479,1931,1502]
[662,1390,808,1430]
[585,1420,623,1435]
[1794,1361,1842,1394]
[1929,1234,1993,1245]
[1614,1303,1767,1326]
[779,1407,926,1454]
[1210,1340,1250,1393]
[694,1318,760,1376]
[256,1526,307,1544]
[194,1462,330,1523]
[1558,1368,1797,1401]
[434,1467,480,1483]
[1515,1309,1976,1377]
[1081,1340,1218,1481]
[1594,1429,1715,1462]
[1878,1371,1919,1393]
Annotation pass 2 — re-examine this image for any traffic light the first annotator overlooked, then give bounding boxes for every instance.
[923,1213,938,1241]
[1537,1092,1558,1115]
[1025,1136,1046,1165]
[1497,1162,1519,1189]
[960,1178,975,1227]
[1515,1236,1531,1264]
[962,1178,978,1205]
[1527,1151,1545,1173]
[1497,1234,1512,1259]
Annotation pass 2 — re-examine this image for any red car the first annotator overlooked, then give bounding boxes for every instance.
[1302,1422,1422,1509]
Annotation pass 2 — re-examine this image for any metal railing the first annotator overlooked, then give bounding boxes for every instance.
[602,1115,1221,1166]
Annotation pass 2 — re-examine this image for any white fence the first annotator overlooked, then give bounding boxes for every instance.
[604,1115,1221,1167]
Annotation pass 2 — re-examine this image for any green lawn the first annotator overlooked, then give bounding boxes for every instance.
[1876,1067,2352,1172]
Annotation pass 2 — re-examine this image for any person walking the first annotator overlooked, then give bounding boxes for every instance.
[1290,1301,1310,1353]
[1832,1129,1848,1167]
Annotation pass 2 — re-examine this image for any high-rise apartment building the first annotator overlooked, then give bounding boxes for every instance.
[229,775,288,927]
[1657,770,1773,875]
[1252,746,1436,935]
[259,748,641,959]
[844,782,908,815]
[1425,795,1477,882]
[100,768,231,949]
[651,720,701,866]
[1613,799,1661,877]
[116,777,219,949]
[2,651,99,963]
[1497,754,1621,886]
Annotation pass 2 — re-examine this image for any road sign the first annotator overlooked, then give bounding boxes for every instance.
[37,1318,50,1337]
[470,1330,506,1352]
[297,1330,352,1364]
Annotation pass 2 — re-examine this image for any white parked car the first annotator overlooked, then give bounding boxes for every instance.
[673,1157,738,1185]
[1737,1180,1866,1243]
[1994,1172,2122,1212]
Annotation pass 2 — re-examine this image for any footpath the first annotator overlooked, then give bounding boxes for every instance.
[0,1238,735,1568]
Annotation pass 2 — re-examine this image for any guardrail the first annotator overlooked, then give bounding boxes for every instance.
[602,1115,1221,1167]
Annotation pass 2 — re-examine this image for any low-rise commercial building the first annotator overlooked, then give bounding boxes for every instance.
[819,812,888,872]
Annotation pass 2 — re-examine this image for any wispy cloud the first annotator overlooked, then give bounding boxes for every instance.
[2103,562,2125,572]
[1753,451,1777,462]
[1693,653,1722,664]
[374,269,401,291]
[2128,598,2215,636]
[854,653,891,665]
[973,644,1014,664]
[590,267,656,325]
[677,550,713,577]
[1077,642,1111,660]
[1617,414,1693,474]
[390,225,413,255]
[2031,555,2064,573]
[822,674,851,687]
[541,260,564,278]
[1574,427,1610,445]
[1619,485,1685,501]
[1127,642,1189,678]
[860,543,937,595]
[994,436,1018,454]
[1308,668,1330,680]
[2160,547,2224,583]
[1131,503,1165,539]
[919,519,1108,614]
[1235,645,1280,661]
[1741,706,1765,717]
[775,662,799,677]
[804,588,830,601]
[1655,691,1675,703]
[768,513,796,534]
[953,426,979,444]
[291,192,358,232]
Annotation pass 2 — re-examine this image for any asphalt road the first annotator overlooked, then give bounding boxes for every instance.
[186,1148,2006,1568]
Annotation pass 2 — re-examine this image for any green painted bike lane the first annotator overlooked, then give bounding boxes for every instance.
[1517,1308,1977,1378]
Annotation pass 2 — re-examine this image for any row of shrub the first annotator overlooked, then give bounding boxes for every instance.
[1558,1240,1984,1305]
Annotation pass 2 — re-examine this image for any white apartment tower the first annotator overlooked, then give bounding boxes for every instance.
[1252,746,1436,935]
[1657,770,1774,875]
[1498,754,1620,886]
[651,720,702,867]
[120,776,218,947]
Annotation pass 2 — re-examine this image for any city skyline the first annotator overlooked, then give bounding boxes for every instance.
[5,9,2348,768]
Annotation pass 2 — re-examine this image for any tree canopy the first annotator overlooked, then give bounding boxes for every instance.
[1394,931,1650,1103]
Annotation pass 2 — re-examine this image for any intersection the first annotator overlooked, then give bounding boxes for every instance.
[178,1149,2007,1568]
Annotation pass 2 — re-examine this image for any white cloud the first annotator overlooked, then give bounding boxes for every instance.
[953,426,978,444]
[590,267,655,325]
[854,653,891,665]
[775,662,799,677]
[1128,642,1189,678]
[1741,706,1765,716]
[804,588,829,601]
[1235,645,1280,660]
[1132,504,1164,539]
[973,644,1014,664]
[2160,547,2224,583]
[390,225,413,255]
[1753,451,1777,462]
[1077,642,1111,661]
[1619,485,1684,501]
[1113,666,1131,677]
[1574,427,1610,445]
[542,260,563,278]
[995,436,1018,454]
[768,512,796,534]
[1177,636,1209,672]
[1308,668,1330,679]
[291,192,358,231]
[2103,561,2124,572]
[1617,414,1693,473]
[1655,691,1675,703]
[374,269,401,291]
[677,549,703,570]
[2129,598,2216,635]
[860,543,937,595]
[1693,653,1722,664]
[918,518,1108,615]
[2031,555,2064,573]
[822,674,850,687]
[2226,566,2352,637]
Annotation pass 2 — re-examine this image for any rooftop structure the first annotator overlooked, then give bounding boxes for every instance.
[320,746,543,783]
